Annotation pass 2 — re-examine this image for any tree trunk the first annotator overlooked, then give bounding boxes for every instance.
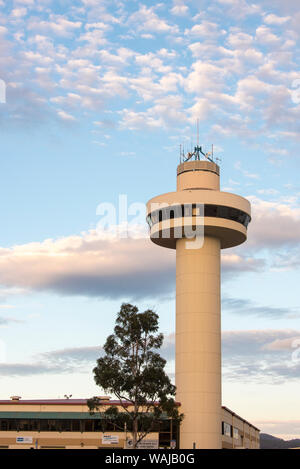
[133,417,138,448]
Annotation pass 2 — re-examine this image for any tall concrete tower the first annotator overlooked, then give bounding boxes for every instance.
[146,149,251,449]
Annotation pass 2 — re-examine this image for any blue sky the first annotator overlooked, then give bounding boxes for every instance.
[0,0,299,439]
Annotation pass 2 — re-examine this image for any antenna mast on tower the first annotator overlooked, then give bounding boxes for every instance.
[181,119,215,163]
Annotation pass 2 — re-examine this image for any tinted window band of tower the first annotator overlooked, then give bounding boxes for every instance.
[147,204,251,228]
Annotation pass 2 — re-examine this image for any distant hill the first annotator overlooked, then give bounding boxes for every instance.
[260,433,300,449]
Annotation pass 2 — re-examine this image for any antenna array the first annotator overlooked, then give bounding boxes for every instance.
[179,120,222,165]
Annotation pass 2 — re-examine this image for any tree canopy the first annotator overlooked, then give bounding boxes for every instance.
[88,303,183,448]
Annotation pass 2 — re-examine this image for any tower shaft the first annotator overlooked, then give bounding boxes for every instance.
[176,236,221,449]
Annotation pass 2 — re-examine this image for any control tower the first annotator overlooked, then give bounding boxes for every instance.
[146,146,251,449]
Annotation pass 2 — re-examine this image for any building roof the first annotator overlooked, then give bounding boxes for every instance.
[222,405,260,432]
[0,399,115,405]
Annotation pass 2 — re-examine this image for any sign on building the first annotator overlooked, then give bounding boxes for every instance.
[102,435,119,445]
[126,439,159,449]
[16,437,33,444]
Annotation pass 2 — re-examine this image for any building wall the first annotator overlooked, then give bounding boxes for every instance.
[221,407,260,449]
[0,400,260,449]
[0,431,160,449]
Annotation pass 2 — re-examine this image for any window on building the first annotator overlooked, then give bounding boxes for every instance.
[60,420,72,432]
[39,420,48,431]
[83,420,94,432]
[71,420,81,432]
[48,420,59,431]
[0,420,8,431]
[7,419,17,431]
[222,422,231,437]
[18,419,39,431]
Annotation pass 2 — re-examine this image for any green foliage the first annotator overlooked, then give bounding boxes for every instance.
[88,303,183,447]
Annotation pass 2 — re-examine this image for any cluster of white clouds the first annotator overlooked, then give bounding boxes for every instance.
[0,0,298,149]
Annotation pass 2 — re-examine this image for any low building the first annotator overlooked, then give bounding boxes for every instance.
[0,397,259,449]
[222,406,260,449]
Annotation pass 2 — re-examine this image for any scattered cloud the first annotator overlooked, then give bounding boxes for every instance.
[223,329,300,383]
[171,2,189,17]
[247,196,300,249]
[57,109,77,122]
[234,161,259,179]
[0,316,23,325]
[0,229,175,300]
[0,219,271,301]
[264,13,291,25]
[223,297,299,319]
[2,329,299,385]
[128,5,179,35]
[0,332,175,377]
[40,345,103,365]
[253,419,300,440]
[0,363,65,377]
[28,16,82,38]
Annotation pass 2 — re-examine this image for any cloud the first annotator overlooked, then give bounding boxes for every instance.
[222,329,300,383]
[0,363,65,376]
[184,61,227,94]
[0,224,264,300]
[120,95,187,129]
[129,5,179,35]
[14,0,35,4]
[258,0,300,15]
[0,229,175,300]
[0,333,175,377]
[28,15,82,38]
[256,25,281,46]
[222,254,264,273]
[185,21,226,39]
[57,109,77,122]
[171,3,189,16]
[161,333,175,361]
[119,109,164,131]
[0,316,23,325]
[223,297,299,319]
[0,84,54,128]
[247,196,300,249]
[253,420,300,439]
[264,13,291,25]
[40,345,103,365]
[41,332,176,364]
[11,7,27,18]
[2,329,299,383]
[227,31,254,49]
[128,72,181,103]
[234,161,259,179]
[215,0,262,18]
